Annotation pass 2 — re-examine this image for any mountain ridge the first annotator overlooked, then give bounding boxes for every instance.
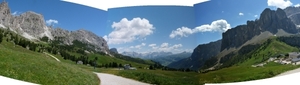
[0,1,110,54]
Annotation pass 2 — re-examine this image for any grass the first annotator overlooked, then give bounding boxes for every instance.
[198,38,300,84]
[89,67,200,85]
[198,63,300,84]
[75,37,300,85]
[0,38,100,85]
[241,38,299,66]
[86,53,151,68]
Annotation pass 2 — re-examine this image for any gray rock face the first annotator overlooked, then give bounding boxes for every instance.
[0,1,110,54]
[284,7,300,25]
[0,1,52,40]
[0,1,11,25]
[168,40,222,70]
[51,28,110,53]
[221,8,298,51]
[109,48,118,54]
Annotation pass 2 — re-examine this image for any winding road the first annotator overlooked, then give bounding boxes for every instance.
[94,72,151,85]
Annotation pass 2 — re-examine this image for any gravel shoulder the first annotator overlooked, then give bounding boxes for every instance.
[94,72,151,85]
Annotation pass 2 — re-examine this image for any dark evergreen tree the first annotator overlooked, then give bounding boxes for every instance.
[149,65,154,70]
[109,62,112,68]
[0,33,3,43]
[118,63,122,68]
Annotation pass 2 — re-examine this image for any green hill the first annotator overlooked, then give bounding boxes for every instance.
[198,37,300,84]
[0,31,99,85]
[0,28,155,84]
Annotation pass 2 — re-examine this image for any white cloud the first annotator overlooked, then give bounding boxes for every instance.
[160,43,169,48]
[104,17,155,44]
[12,11,22,16]
[254,15,258,18]
[239,12,244,16]
[169,19,231,39]
[267,0,293,9]
[141,43,146,46]
[172,44,183,49]
[148,44,156,47]
[46,19,58,26]
[156,43,183,52]
[130,43,147,49]
[129,46,134,48]
[120,43,185,53]
[148,43,183,52]
[295,4,300,7]
[169,27,193,39]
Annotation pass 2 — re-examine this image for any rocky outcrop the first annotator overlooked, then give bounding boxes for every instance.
[284,7,300,26]
[0,1,52,40]
[221,8,298,51]
[109,48,118,54]
[51,28,109,53]
[168,40,222,70]
[0,1,110,54]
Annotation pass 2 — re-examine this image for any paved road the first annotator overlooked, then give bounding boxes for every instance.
[276,67,300,77]
[94,72,151,85]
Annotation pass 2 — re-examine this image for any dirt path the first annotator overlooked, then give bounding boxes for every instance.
[43,52,60,62]
[94,72,151,85]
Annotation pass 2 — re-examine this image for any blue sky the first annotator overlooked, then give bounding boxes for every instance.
[5,0,300,54]
[104,6,197,53]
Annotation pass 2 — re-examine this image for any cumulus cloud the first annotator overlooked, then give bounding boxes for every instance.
[295,4,300,7]
[104,17,155,44]
[169,19,231,39]
[239,12,244,16]
[130,43,147,49]
[160,43,169,48]
[148,43,183,52]
[254,15,258,18]
[121,43,185,53]
[148,44,156,47]
[169,27,193,39]
[267,0,293,9]
[46,19,58,26]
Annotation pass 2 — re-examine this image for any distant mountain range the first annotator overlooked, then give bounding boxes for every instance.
[121,51,173,59]
[121,51,192,66]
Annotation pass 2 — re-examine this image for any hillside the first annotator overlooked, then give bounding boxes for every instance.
[198,37,300,84]
[172,7,300,71]
[0,28,100,85]
[168,40,221,70]
[0,1,110,55]
[151,52,192,66]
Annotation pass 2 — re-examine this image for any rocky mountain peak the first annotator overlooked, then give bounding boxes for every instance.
[221,8,298,51]
[0,0,10,25]
[284,6,300,25]
[0,0,9,15]
[0,1,110,55]
[110,48,118,54]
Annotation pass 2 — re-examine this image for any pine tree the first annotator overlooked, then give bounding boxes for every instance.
[0,33,3,43]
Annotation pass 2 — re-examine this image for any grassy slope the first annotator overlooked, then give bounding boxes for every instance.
[0,38,99,85]
[87,53,152,68]
[198,38,300,84]
[90,68,200,85]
